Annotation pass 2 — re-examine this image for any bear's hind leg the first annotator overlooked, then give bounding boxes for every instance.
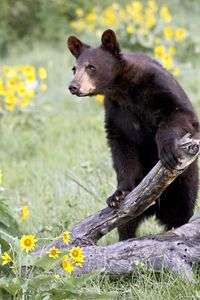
[118,205,156,241]
[156,161,198,230]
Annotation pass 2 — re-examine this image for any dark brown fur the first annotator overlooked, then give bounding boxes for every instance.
[68,30,199,241]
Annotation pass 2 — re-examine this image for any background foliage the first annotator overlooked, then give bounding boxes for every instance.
[0,0,200,299]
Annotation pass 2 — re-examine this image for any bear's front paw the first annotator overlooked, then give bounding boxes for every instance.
[106,190,129,208]
[159,144,180,171]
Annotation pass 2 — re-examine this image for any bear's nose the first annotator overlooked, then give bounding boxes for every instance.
[68,84,80,94]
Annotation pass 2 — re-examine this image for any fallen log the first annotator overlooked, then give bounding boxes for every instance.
[71,218,200,280]
[38,134,200,278]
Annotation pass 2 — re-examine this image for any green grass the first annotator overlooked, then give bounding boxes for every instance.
[1,7,200,299]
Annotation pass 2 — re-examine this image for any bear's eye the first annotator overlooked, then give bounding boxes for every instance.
[72,66,76,74]
[86,64,96,72]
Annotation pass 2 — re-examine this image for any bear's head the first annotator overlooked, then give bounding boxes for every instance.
[67,29,122,97]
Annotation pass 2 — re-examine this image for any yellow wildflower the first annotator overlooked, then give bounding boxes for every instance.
[40,83,47,92]
[126,25,135,34]
[147,0,157,12]
[96,95,104,104]
[27,90,35,98]
[132,1,143,12]
[38,67,47,79]
[23,65,35,74]
[75,8,84,17]
[26,74,36,83]
[160,5,172,23]
[164,26,173,40]
[162,54,173,70]
[7,78,17,89]
[175,28,186,41]
[0,86,6,96]
[146,16,156,29]
[62,255,74,273]
[5,103,15,111]
[86,12,96,23]
[20,205,29,222]
[2,66,12,75]
[48,246,62,259]
[1,252,12,265]
[62,231,70,245]
[20,97,30,107]
[154,45,165,58]
[70,246,85,266]
[20,235,37,253]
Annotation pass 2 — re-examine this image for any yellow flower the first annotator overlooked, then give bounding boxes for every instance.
[20,235,37,253]
[160,5,172,23]
[23,65,35,74]
[62,231,70,245]
[146,16,156,29]
[1,252,12,265]
[20,97,30,108]
[48,247,62,259]
[175,28,186,41]
[54,274,60,279]
[126,25,135,34]
[7,78,17,89]
[173,67,181,77]
[162,54,173,70]
[132,1,143,12]
[27,90,35,98]
[38,67,47,79]
[62,255,74,273]
[154,45,165,58]
[70,247,85,267]
[40,83,47,92]
[0,86,6,96]
[20,205,29,222]
[2,66,12,75]
[5,95,17,105]
[96,95,104,104]
[26,74,36,83]
[147,0,157,12]
[164,26,173,40]
[0,170,2,186]
[75,8,84,17]
[5,102,15,111]
[86,12,96,23]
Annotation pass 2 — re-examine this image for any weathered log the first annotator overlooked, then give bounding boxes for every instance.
[37,134,200,278]
[71,218,200,280]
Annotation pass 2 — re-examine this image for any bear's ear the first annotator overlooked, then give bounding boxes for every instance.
[101,29,121,56]
[67,36,90,58]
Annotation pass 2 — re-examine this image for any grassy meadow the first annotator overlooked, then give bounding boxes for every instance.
[0,0,200,299]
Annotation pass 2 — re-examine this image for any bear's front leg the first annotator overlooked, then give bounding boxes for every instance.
[106,139,143,208]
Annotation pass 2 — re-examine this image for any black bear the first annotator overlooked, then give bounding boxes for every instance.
[67,29,199,241]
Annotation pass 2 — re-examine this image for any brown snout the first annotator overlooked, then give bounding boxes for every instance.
[68,83,80,95]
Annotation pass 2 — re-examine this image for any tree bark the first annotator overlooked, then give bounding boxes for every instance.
[72,219,200,280]
[38,134,200,278]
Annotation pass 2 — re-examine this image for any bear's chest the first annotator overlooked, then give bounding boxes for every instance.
[105,101,158,145]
